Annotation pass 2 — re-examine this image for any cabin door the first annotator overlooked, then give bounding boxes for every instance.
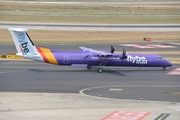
[63,55,69,64]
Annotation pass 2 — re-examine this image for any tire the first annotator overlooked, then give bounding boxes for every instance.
[98,68,103,73]
[87,65,92,70]
[162,67,166,71]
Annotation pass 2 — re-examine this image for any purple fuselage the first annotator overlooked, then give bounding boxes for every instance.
[50,50,173,68]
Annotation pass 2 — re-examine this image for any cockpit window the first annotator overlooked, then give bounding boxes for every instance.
[157,56,164,60]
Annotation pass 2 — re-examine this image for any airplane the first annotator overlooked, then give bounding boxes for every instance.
[8,28,173,73]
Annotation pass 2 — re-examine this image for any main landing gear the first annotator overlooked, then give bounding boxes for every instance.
[97,63,104,73]
[162,66,166,71]
[87,65,103,73]
[98,68,103,73]
[87,65,92,70]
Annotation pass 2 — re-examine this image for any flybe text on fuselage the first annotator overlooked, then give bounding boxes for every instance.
[127,55,148,64]
[91,55,148,64]
[18,33,29,55]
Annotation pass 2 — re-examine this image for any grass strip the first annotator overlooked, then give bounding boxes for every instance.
[0,2,180,24]
[166,58,180,64]
[1,29,180,44]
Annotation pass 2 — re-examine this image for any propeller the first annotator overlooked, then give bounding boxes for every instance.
[110,45,115,53]
[121,48,127,59]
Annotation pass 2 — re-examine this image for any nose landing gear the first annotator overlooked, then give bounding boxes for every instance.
[162,67,166,71]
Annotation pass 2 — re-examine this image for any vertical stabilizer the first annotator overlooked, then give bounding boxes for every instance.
[8,28,37,55]
[8,28,44,62]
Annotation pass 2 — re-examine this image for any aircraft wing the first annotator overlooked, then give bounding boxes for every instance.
[79,47,113,56]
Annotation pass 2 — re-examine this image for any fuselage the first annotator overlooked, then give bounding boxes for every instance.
[26,47,172,68]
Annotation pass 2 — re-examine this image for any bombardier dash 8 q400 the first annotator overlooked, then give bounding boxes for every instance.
[8,28,173,73]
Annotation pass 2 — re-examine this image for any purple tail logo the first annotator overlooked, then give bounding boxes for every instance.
[18,33,29,55]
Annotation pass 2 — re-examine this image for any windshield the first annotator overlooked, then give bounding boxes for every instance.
[157,55,164,60]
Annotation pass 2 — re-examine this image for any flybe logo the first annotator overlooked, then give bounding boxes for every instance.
[18,33,29,55]
[127,55,148,64]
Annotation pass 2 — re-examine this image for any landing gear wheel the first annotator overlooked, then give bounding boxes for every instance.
[98,68,103,73]
[87,65,92,70]
[162,67,166,71]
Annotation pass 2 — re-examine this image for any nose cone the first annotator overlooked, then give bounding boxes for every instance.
[165,60,173,67]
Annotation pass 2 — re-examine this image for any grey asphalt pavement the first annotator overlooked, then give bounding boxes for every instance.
[1,22,180,31]
[0,46,180,120]
[0,60,179,102]
[0,42,180,54]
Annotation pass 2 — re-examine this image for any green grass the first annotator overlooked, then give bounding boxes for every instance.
[0,2,180,24]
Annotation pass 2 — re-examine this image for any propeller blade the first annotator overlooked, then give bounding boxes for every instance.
[111,45,115,53]
[122,48,127,59]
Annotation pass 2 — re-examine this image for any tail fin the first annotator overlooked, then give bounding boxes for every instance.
[8,28,37,56]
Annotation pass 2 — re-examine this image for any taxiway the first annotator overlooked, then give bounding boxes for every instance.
[0,43,180,120]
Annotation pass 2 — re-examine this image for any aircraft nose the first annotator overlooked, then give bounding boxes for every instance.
[166,60,173,67]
